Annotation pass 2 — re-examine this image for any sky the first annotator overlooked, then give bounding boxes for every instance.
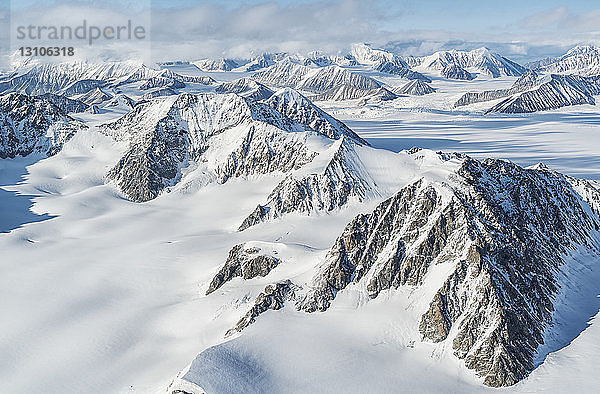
[2,0,600,65]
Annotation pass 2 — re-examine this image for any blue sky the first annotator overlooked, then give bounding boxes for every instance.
[3,0,600,62]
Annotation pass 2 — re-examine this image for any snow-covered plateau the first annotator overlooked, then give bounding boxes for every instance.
[1,44,600,394]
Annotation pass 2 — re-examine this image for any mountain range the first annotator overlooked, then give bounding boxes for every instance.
[2,43,600,393]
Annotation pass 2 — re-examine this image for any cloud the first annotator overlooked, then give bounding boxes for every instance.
[148,0,395,60]
[520,6,600,32]
[520,6,569,30]
[3,0,600,69]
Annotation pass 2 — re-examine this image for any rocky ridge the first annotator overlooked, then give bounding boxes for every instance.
[0,92,87,159]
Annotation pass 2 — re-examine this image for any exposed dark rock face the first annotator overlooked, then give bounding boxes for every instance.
[455,71,600,113]
[239,138,373,230]
[299,178,460,312]
[101,91,364,202]
[264,88,367,144]
[206,243,282,295]
[374,61,432,82]
[35,93,89,113]
[486,74,600,113]
[139,76,186,90]
[454,70,539,107]
[313,84,396,103]
[101,93,321,201]
[298,156,600,387]
[0,93,86,158]
[226,281,295,336]
[394,79,435,96]
[252,59,382,94]
[215,78,275,101]
[442,64,475,80]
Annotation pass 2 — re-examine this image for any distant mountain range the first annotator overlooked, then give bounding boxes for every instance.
[406,47,527,78]
[527,45,600,76]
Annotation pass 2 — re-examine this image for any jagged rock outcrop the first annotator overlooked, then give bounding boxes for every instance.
[225,280,295,336]
[454,70,538,107]
[239,138,374,230]
[193,58,239,72]
[529,45,600,76]
[0,60,142,95]
[264,88,367,143]
[313,84,395,102]
[407,47,526,78]
[142,87,177,100]
[394,79,435,96]
[486,74,600,113]
[72,87,112,105]
[298,155,600,387]
[252,59,382,94]
[139,76,185,90]
[0,93,86,158]
[206,243,282,295]
[374,61,431,82]
[215,78,275,101]
[35,93,88,113]
[442,64,474,80]
[100,91,362,202]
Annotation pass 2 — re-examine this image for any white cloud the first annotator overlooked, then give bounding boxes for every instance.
[3,1,600,68]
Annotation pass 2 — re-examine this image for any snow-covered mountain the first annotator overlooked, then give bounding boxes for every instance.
[215,78,275,101]
[141,87,177,100]
[252,59,382,94]
[103,93,136,109]
[455,71,600,113]
[350,43,400,66]
[0,92,86,158]
[0,60,143,95]
[394,79,435,95]
[99,90,363,202]
[313,84,396,102]
[529,45,600,76]
[72,87,112,106]
[193,58,240,72]
[35,93,89,113]
[442,63,475,80]
[191,148,600,390]
[239,137,374,230]
[236,54,277,72]
[407,47,526,78]
[305,52,358,67]
[455,70,539,107]
[350,43,430,81]
[487,74,600,113]
[296,155,600,387]
[263,88,367,143]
